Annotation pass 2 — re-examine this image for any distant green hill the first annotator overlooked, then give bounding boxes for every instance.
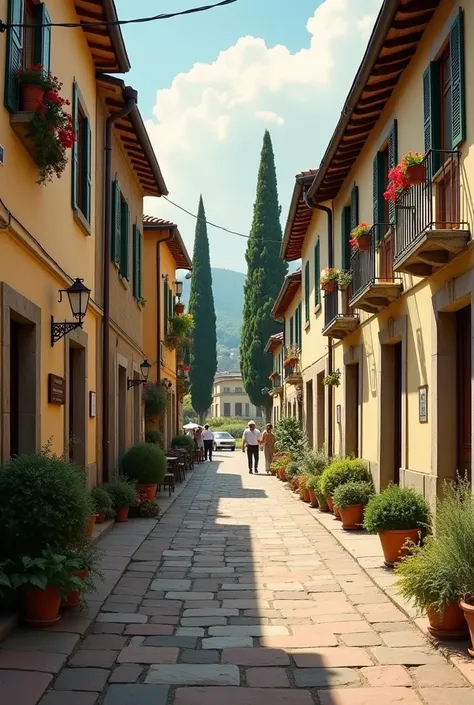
[182,268,245,372]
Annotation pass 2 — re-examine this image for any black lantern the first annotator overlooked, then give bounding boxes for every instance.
[174,280,183,300]
[128,359,152,389]
[51,278,91,346]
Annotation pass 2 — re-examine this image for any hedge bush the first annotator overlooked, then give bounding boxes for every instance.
[121,442,167,485]
[145,430,164,447]
[363,484,431,534]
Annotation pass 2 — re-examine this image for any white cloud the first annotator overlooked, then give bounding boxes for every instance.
[145,0,383,272]
[255,111,285,127]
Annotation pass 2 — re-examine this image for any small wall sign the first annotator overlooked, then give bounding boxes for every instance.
[336,404,342,424]
[48,374,66,405]
[89,391,96,418]
[418,385,428,423]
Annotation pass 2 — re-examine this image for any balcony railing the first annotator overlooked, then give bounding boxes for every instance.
[323,284,359,339]
[284,362,301,383]
[350,225,402,313]
[394,149,469,276]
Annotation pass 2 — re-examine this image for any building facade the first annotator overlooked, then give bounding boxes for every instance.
[142,217,192,449]
[211,373,262,420]
[280,0,474,505]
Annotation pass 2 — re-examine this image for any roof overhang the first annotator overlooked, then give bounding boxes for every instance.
[97,75,167,197]
[74,0,130,73]
[264,332,283,354]
[281,170,317,262]
[308,0,440,203]
[143,216,192,270]
[271,270,302,320]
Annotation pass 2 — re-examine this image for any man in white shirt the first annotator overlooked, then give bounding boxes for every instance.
[202,424,214,461]
[242,421,261,474]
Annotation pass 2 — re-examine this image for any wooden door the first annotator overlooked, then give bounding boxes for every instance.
[456,306,472,482]
[393,342,402,485]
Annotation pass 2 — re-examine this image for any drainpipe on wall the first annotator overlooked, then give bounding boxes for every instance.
[155,230,176,444]
[102,87,137,482]
[303,192,334,457]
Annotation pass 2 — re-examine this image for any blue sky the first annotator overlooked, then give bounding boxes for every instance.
[115,0,382,273]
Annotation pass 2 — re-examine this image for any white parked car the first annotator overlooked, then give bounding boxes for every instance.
[213,431,236,451]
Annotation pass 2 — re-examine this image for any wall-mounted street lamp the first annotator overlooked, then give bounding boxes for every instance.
[51,278,91,346]
[127,359,152,390]
[174,280,183,301]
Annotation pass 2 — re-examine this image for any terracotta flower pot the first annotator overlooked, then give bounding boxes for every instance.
[115,506,129,523]
[86,514,98,537]
[303,489,311,503]
[427,602,468,641]
[21,84,44,111]
[405,163,425,186]
[354,233,371,251]
[280,469,287,483]
[378,528,420,567]
[175,303,185,315]
[308,489,319,508]
[326,495,334,513]
[334,505,342,521]
[61,568,89,609]
[317,495,330,512]
[322,281,336,294]
[96,512,106,524]
[299,490,306,502]
[460,600,474,656]
[137,483,157,500]
[22,585,61,627]
[339,504,364,531]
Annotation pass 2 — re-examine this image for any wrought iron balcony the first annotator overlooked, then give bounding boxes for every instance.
[394,150,470,277]
[322,284,359,339]
[269,374,283,395]
[284,361,302,385]
[350,224,403,314]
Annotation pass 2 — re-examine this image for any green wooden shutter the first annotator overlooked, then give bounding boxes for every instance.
[373,152,385,229]
[304,260,310,322]
[450,9,465,148]
[138,230,143,298]
[164,280,169,333]
[423,63,441,174]
[71,82,79,210]
[387,119,398,226]
[168,286,173,319]
[314,241,320,307]
[4,0,24,112]
[341,205,352,271]
[132,225,139,298]
[350,185,359,231]
[289,316,294,346]
[298,304,302,345]
[34,3,51,74]
[82,119,92,223]
[111,180,121,263]
[120,200,130,278]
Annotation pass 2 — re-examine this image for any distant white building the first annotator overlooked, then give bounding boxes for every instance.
[210,372,262,420]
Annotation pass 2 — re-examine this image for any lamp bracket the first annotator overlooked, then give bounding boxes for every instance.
[127,378,146,390]
[51,317,83,346]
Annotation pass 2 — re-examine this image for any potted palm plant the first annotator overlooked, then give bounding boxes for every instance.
[363,484,431,567]
[332,481,374,530]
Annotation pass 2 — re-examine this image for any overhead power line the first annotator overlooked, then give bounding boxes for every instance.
[0,0,238,31]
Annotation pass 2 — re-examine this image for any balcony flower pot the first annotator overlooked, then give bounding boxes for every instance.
[339,504,364,531]
[115,506,130,523]
[308,489,319,508]
[137,483,158,501]
[321,280,336,293]
[61,568,89,609]
[353,233,371,251]
[460,599,474,655]
[175,302,185,315]
[85,514,98,537]
[379,528,420,567]
[427,603,468,641]
[21,84,45,111]
[405,163,425,186]
[22,585,61,627]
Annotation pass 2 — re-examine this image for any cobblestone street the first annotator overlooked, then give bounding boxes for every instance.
[2,453,474,704]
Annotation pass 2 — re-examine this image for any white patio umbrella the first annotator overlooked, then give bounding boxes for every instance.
[183,423,202,431]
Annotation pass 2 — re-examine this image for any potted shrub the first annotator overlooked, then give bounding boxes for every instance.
[104,477,138,523]
[363,484,431,567]
[313,475,329,512]
[90,486,113,524]
[274,417,306,458]
[285,461,300,488]
[121,442,167,500]
[320,268,339,293]
[62,540,102,609]
[332,481,375,530]
[401,151,425,185]
[8,552,84,627]
[323,370,341,387]
[130,499,160,518]
[145,429,164,447]
[144,385,167,422]
[337,270,352,291]
[284,345,300,367]
[306,474,320,508]
[171,434,194,451]
[320,459,372,516]
[298,474,311,502]
[17,64,48,110]
[349,223,372,252]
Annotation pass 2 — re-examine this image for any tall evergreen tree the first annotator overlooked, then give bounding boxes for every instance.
[241,130,288,419]
[189,196,217,423]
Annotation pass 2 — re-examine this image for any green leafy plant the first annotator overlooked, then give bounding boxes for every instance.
[171,434,194,450]
[333,481,375,509]
[300,448,330,476]
[337,271,352,290]
[0,450,90,560]
[285,461,302,479]
[145,430,164,447]
[104,477,138,510]
[138,499,160,518]
[144,385,167,421]
[66,539,103,595]
[121,442,167,485]
[402,151,424,167]
[89,486,113,516]
[274,417,307,458]
[165,313,194,349]
[320,458,371,498]
[363,484,431,534]
[18,64,50,88]
[320,267,339,289]
[7,552,84,598]
[323,370,341,387]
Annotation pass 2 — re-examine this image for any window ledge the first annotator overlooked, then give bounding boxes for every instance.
[304,320,310,331]
[73,208,91,236]
[10,111,40,165]
[119,274,129,290]
[314,303,322,315]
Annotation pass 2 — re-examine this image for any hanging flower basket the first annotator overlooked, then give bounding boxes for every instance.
[320,268,339,293]
[175,302,185,315]
[322,370,341,387]
[350,223,371,252]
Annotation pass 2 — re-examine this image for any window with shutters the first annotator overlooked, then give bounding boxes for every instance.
[341,205,352,270]
[224,403,231,417]
[304,260,310,323]
[120,197,130,279]
[133,225,143,300]
[23,0,36,69]
[235,402,242,417]
[440,47,452,152]
[314,241,320,308]
[72,82,92,228]
[289,316,294,346]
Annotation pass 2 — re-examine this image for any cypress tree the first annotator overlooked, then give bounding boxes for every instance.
[189,196,217,423]
[241,130,287,419]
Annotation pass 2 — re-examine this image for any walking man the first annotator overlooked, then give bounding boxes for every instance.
[202,424,214,461]
[242,421,261,474]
